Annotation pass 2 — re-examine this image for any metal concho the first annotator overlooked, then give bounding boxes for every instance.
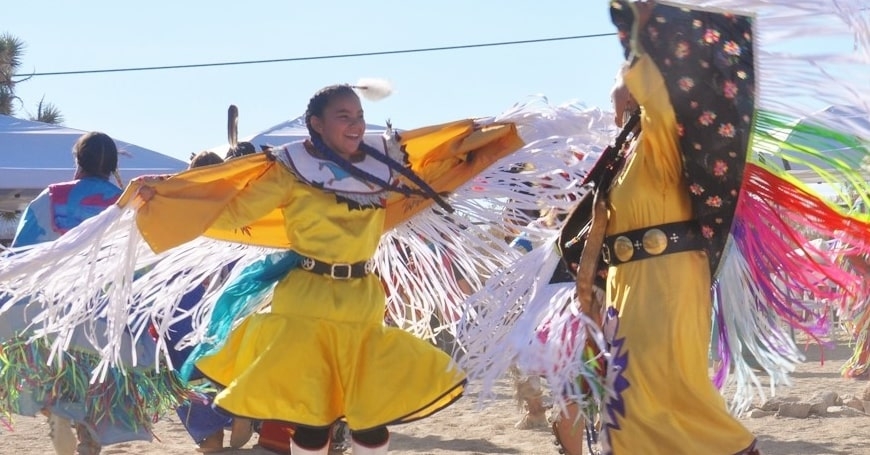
[642,228,668,256]
[613,236,634,263]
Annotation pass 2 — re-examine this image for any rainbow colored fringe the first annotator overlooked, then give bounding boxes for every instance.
[712,108,870,402]
[0,335,187,437]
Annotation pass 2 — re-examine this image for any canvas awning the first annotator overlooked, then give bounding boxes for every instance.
[0,115,186,212]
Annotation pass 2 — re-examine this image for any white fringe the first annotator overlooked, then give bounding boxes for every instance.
[0,97,610,384]
[0,204,275,381]
[374,98,612,411]
[456,236,606,414]
[376,97,612,345]
[714,241,803,414]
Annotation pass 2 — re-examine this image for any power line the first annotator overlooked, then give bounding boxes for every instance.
[14,33,617,78]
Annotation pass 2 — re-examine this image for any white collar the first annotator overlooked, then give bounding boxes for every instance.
[275,139,390,195]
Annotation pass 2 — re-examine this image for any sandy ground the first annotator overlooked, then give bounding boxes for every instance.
[3,334,869,455]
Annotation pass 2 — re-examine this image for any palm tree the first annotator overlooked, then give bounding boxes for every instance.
[0,33,25,240]
[0,210,21,246]
[34,96,63,124]
[0,88,15,116]
[0,32,63,124]
[0,32,24,116]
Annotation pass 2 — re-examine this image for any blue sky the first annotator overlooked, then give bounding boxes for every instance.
[6,1,625,162]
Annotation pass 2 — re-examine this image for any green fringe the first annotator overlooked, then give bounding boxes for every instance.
[751,109,870,212]
[575,343,605,420]
[0,335,188,433]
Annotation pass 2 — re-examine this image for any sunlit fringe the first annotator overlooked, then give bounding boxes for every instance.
[714,160,870,413]
[712,161,870,405]
[376,96,613,345]
[0,96,613,387]
[751,110,870,205]
[120,240,275,377]
[377,98,613,413]
[0,335,186,436]
[0,206,143,374]
[0,204,274,380]
[455,236,607,417]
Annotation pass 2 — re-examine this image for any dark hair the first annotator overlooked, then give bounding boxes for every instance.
[189,150,224,169]
[74,131,118,178]
[304,84,359,138]
[226,141,257,159]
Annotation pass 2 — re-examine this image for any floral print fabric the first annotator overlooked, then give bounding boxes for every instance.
[610,0,755,276]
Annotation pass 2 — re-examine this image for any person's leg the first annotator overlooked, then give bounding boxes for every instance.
[514,374,548,429]
[551,402,585,455]
[174,398,231,451]
[350,427,389,454]
[291,426,331,455]
[196,430,224,453]
[47,412,76,455]
[229,417,254,448]
[74,422,101,455]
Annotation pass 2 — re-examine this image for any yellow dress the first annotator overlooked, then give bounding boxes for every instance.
[193,155,466,431]
[600,55,756,454]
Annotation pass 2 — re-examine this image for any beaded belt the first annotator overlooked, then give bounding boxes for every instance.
[602,220,703,266]
[299,255,373,279]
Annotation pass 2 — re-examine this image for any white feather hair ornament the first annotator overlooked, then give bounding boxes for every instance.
[353,78,394,101]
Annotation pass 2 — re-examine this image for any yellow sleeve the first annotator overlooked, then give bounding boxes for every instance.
[624,54,682,184]
[624,54,675,124]
[383,121,524,230]
[211,161,296,231]
[125,154,295,253]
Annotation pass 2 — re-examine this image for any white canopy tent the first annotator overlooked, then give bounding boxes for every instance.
[208,116,388,157]
[0,115,186,213]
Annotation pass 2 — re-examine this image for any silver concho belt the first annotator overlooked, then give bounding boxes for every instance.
[602,220,703,265]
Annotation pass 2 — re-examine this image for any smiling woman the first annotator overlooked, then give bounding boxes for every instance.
[152,83,470,455]
[307,86,369,160]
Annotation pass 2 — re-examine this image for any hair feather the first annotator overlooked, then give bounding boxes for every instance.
[354,78,393,101]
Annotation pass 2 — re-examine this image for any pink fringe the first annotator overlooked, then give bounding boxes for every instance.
[734,164,870,334]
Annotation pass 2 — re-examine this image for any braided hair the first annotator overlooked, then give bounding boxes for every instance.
[74,131,118,179]
[304,85,453,212]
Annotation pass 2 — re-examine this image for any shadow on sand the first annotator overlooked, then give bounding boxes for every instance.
[388,433,523,454]
[755,434,870,455]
